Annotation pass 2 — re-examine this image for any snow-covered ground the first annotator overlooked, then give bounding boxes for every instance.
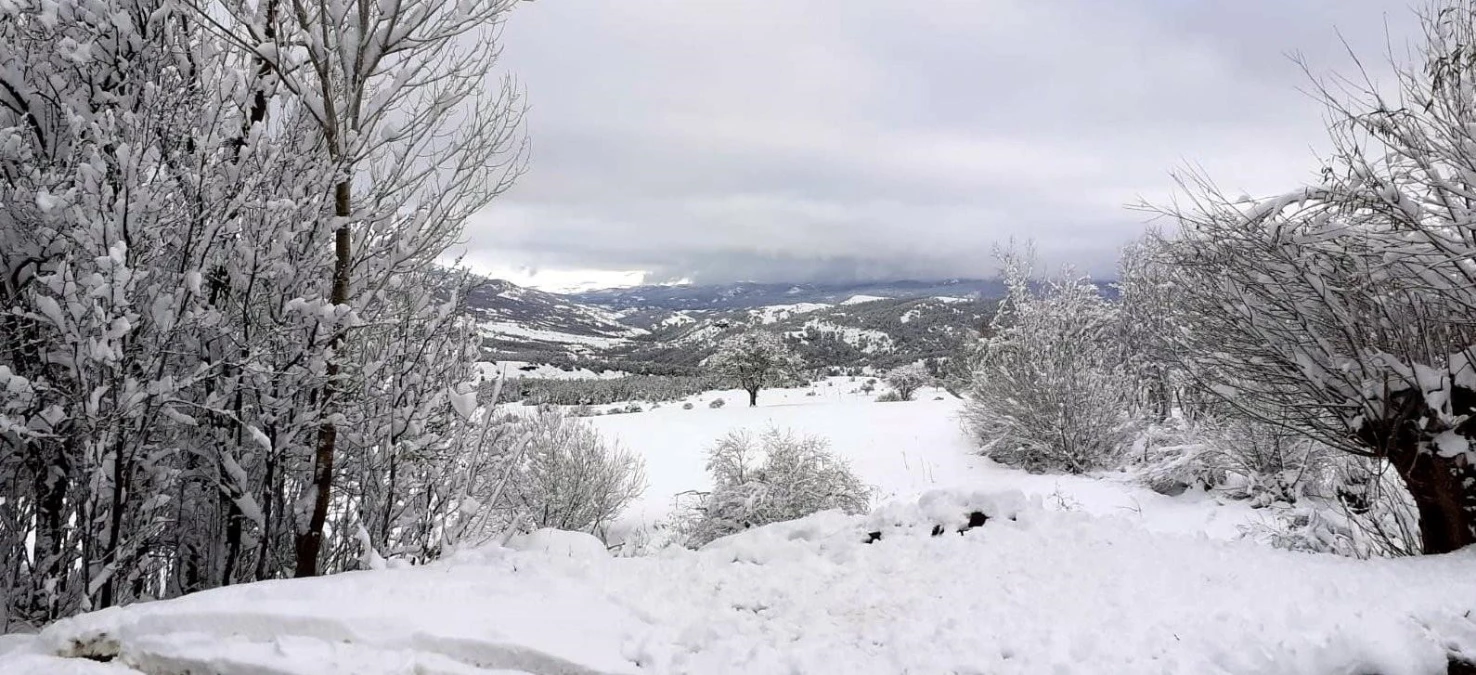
[6,379,1476,675]
[590,380,1257,543]
[477,361,629,381]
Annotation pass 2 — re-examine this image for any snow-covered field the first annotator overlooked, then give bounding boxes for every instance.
[6,380,1476,675]
[590,380,1257,543]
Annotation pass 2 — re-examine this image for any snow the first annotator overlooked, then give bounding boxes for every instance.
[745,302,829,324]
[477,361,629,381]
[589,379,1258,542]
[657,313,696,328]
[8,379,1476,675]
[840,294,888,305]
[479,321,632,349]
[8,489,1475,674]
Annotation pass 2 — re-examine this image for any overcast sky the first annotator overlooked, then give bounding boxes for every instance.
[456,1,1420,291]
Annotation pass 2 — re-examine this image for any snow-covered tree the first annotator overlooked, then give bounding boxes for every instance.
[1150,1,1476,554]
[704,331,806,406]
[0,0,527,626]
[884,364,932,401]
[186,0,526,577]
[962,252,1134,474]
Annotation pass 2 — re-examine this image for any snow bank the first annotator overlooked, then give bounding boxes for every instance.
[8,490,1476,675]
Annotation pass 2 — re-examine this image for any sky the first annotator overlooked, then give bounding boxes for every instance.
[455,0,1421,292]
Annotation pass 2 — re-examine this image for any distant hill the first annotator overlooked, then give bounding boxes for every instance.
[462,278,646,356]
[461,276,1005,376]
[607,294,997,372]
[566,279,1009,311]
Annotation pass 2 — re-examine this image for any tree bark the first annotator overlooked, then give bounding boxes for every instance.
[1391,447,1476,554]
[295,180,352,578]
[29,439,69,621]
[747,387,758,407]
[1359,388,1476,555]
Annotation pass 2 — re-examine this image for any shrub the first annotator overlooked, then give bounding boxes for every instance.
[683,429,872,547]
[963,255,1134,474]
[503,412,647,535]
[884,364,932,401]
[875,391,904,403]
[709,398,726,409]
[682,402,694,410]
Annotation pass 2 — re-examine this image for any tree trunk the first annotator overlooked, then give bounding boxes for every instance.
[296,180,352,578]
[29,439,69,621]
[1391,446,1476,554]
[747,388,758,407]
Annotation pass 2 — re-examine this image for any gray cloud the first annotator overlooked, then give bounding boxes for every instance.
[459,0,1418,287]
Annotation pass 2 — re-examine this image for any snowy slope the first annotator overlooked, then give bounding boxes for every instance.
[465,278,647,355]
[746,302,830,324]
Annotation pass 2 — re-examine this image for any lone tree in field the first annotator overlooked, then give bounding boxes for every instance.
[885,364,933,401]
[1152,0,1476,554]
[705,331,806,407]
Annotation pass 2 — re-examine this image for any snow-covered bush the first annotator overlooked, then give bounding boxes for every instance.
[683,402,695,410]
[884,364,932,401]
[963,253,1135,474]
[875,391,905,403]
[709,398,726,409]
[1244,462,1420,559]
[683,429,872,547]
[502,412,647,535]
[1134,416,1338,506]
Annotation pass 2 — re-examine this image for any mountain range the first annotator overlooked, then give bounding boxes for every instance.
[465,277,1006,376]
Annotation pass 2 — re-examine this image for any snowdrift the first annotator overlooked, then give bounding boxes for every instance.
[5,490,1475,675]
